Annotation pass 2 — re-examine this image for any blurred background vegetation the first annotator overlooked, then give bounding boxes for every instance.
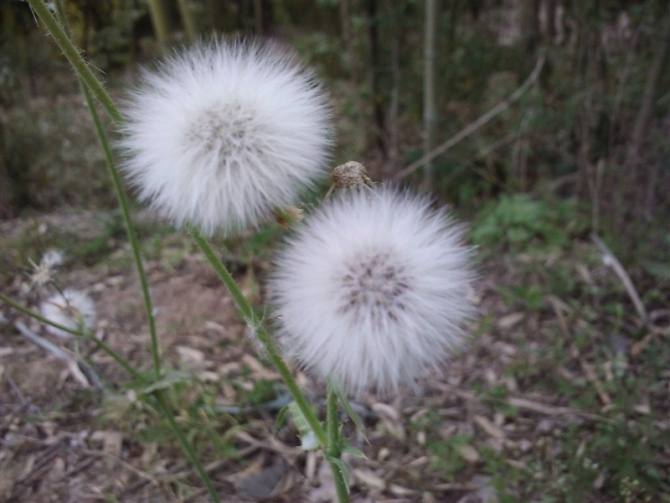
[1,0,668,270]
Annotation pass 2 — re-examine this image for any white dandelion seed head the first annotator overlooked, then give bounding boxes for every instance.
[29,249,65,288]
[270,184,476,396]
[40,289,96,338]
[119,38,333,236]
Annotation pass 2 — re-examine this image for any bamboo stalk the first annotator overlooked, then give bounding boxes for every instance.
[177,0,198,43]
[625,7,670,167]
[423,0,439,189]
[147,0,172,55]
[397,56,545,180]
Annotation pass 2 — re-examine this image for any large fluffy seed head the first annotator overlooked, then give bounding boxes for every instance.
[270,185,476,396]
[119,39,332,235]
[40,289,96,338]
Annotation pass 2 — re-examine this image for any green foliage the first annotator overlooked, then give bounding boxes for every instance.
[104,369,240,463]
[0,100,116,217]
[1,215,112,284]
[286,400,320,450]
[545,414,665,502]
[426,433,475,482]
[477,383,519,419]
[463,227,670,501]
[241,378,277,406]
[471,194,584,253]
[442,26,516,103]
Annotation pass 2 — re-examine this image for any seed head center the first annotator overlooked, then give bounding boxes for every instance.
[340,251,410,319]
[186,103,256,161]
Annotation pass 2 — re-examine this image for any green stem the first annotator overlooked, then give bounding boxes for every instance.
[50,0,161,381]
[154,391,220,503]
[26,6,217,500]
[327,389,340,454]
[0,293,144,383]
[191,231,329,449]
[83,85,161,380]
[26,0,122,123]
[327,388,350,503]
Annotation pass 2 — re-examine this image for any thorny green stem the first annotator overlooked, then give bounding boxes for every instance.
[50,0,161,381]
[327,388,350,503]
[0,293,144,383]
[83,83,161,380]
[191,231,329,449]
[154,391,221,503]
[29,5,219,500]
[26,0,123,123]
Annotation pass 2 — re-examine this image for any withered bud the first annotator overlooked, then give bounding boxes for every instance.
[273,205,303,227]
[330,161,373,189]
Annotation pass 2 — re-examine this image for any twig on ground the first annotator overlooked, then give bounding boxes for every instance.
[436,381,611,423]
[394,55,545,180]
[591,234,648,325]
[3,368,29,407]
[15,321,71,360]
[505,397,610,423]
[14,321,104,390]
[579,358,612,406]
[548,295,613,406]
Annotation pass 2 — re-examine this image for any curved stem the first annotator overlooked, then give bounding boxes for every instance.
[26,0,123,123]
[191,231,329,449]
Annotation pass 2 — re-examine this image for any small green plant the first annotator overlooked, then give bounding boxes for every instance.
[426,433,476,482]
[471,193,583,253]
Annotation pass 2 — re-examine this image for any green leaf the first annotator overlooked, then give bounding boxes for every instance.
[274,404,290,434]
[139,370,191,396]
[287,400,321,450]
[343,446,367,459]
[325,454,351,492]
[507,227,530,243]
[300,431,319,450]
[643,261,670,281]
[331,382,368,442]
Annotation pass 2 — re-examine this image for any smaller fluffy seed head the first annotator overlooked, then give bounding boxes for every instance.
[271,184,476,395]
[40,289,96,338]
[29,249,65,288]
[40,249,65,268]
[119,38,332,235]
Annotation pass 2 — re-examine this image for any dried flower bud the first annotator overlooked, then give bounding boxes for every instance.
[330,161,373,190]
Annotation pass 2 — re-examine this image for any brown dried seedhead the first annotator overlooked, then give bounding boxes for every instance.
[329,161,374,190]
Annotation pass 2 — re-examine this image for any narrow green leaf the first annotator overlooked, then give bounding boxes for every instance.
[287,400,321,450]
[331,382,368,442]
[140,370,191,395]
[342,446,367,459]
[274,404,290,434]
[325,455,351,492]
